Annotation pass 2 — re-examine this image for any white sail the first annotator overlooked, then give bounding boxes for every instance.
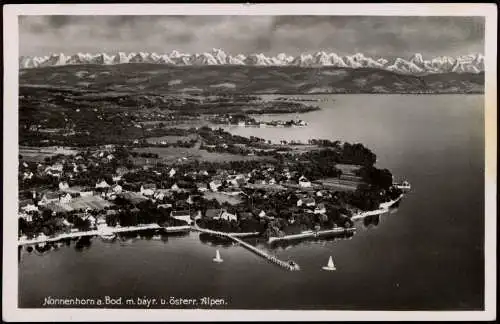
[322,256,336,271]
[213,249,223,263]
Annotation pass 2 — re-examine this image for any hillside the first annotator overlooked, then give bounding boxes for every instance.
[19,64,484,94]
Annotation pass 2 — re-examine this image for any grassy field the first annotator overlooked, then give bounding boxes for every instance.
[203,192,242,205]
[145,134,197,144]
[316,178,361,192]
[133,146,272,164]
[20,146,79,162]
[336,163,362,175]
[48,195,113,212]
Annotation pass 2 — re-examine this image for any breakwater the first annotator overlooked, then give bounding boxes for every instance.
[268,227,356,243]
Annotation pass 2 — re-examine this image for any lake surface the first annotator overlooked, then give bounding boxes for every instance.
[19,94,485,310]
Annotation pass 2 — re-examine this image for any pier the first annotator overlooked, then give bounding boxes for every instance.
[193,225,300,271]
[268,227,356,243]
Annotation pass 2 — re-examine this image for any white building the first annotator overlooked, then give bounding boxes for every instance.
[59,193,72,204]
[140,184,156,196]
[59,181,70,190]
[95,180,110,189]
[209,180,223,192]
[314,203,326,214]
[298,175,312,188]
[111,184,123,194]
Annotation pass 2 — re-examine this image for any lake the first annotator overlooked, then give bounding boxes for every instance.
[19,94,485,310]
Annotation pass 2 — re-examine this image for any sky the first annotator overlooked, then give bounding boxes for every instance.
[19,16,485,58]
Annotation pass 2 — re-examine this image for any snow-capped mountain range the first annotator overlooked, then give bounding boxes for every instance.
[19,49,484,75]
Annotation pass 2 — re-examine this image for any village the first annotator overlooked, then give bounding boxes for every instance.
[18,136,404,245]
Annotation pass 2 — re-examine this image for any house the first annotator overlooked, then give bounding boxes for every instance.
[19,212,33,222]
[316,190,323,197]
[217,210,237,222]
[141,183,157,196]
[111,184,123,194]
[59,181,70,190]
[19,199,38,213]
[116,167,129,176]
[209,180,223,192]
[112,175,122,182]
[171,183,180,192]
[230,176,247,188]
[303,197,316,207]
[106,154,114,161]
[314,203,326,214]
[258,210,267,218]
[170,210,192,225]
[45,163,63,173]
[22,171,33,180]
[80,189,94,197]
[87,215,97,227]
[39,192,60,205]
[268,178,277,185]
[96,218,107,229]
[298,175,312,188]
[196,182,209,192]
[153,189,171,201]
[169,168,176,178]
[59,193,73,204]
[95,180,110,189]
[46,169,62,178]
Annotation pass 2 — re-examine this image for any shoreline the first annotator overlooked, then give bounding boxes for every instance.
[18,224,190,246]
[351,194,404,221]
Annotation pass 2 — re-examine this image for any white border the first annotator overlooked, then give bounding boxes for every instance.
[3,3,497,322]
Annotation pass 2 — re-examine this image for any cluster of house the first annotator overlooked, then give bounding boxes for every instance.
[19,144,338,235]
[20,146,117,181]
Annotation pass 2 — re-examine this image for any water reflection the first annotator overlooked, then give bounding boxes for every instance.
[362,215,380,228]
[75,236,93,251]
[198,233,235,247]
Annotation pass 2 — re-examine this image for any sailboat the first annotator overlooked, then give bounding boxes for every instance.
[322,256,336,271]
[213,249,223,263]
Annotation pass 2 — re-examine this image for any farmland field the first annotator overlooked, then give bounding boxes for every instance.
[316,178,361,192]
[132,146,273,164]
[145,134,197,144]
[19,146,79,162]
[203,192,242,205]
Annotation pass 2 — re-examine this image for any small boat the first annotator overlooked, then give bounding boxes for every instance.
[213,249,223,263]
[394,180,411,191]
[322,256,337,271]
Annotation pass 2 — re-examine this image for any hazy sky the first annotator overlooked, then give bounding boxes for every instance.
[19,16,485,58]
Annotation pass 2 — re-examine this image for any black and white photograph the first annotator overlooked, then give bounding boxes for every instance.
[3,3,496,322]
